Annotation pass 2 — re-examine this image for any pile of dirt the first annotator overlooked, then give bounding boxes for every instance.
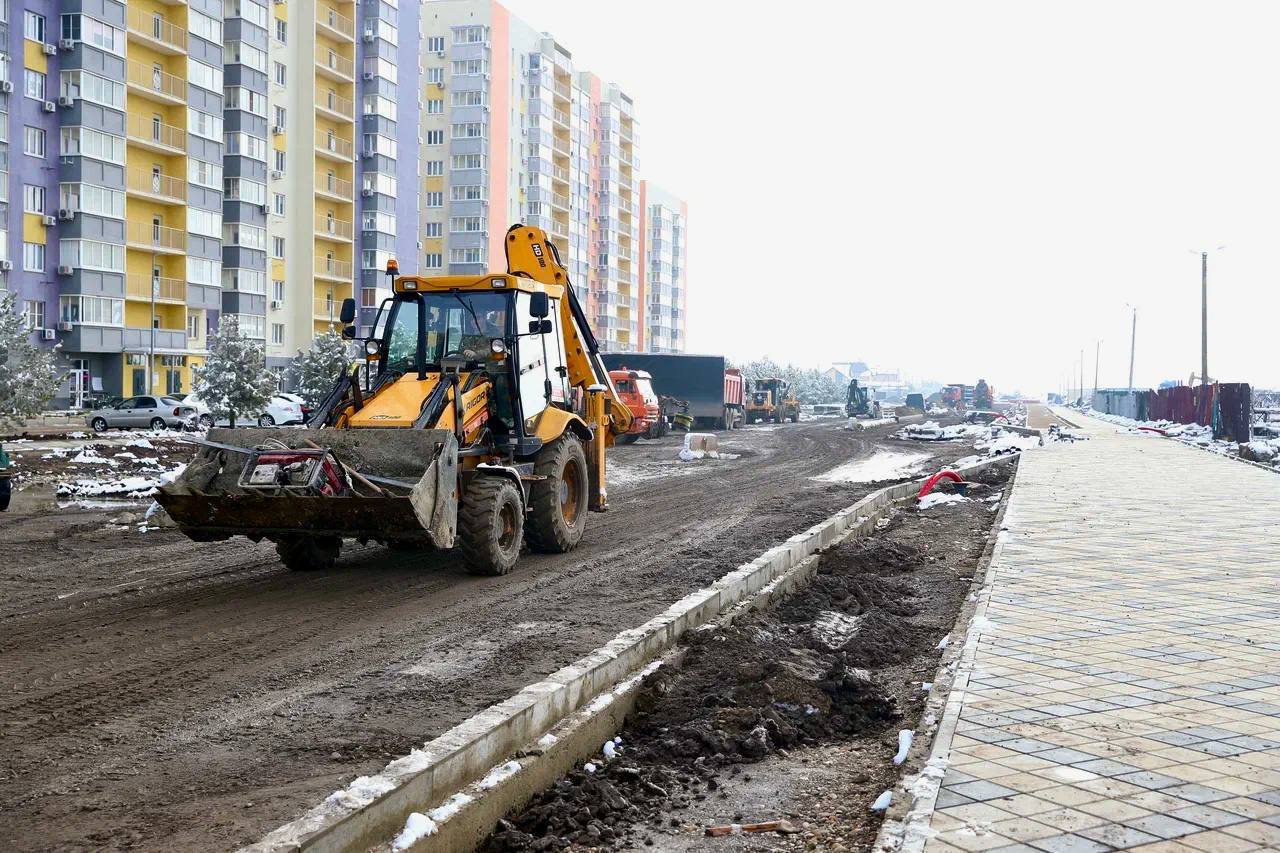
[483,463,1012,852]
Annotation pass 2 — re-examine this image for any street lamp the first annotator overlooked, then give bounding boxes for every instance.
[1189,246,1225,386]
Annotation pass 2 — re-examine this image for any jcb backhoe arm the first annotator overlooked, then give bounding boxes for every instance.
[503,225,634,438]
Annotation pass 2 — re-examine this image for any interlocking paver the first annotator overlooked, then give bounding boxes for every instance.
[916,411,1280,853]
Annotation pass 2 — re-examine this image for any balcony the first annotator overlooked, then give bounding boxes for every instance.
[124,326,187,351]
[552,108,570,129]
[551,164,570,183]
[126,60,187,105]
[126,274,186,303]
[315,256,353,282]
[316,173,353,201]
[316,90,355,121]
[315,214,353,242]
[126,221,186,254]
[553,80,571,100]
[315,129,354,162]
[620,124,633,143]
[550,221,568,239]
[550,192,570,212]
[127,8,187,54]
[313,297,344,322]
[552,137,570,157]
[317,6,355,41]
[315,47,354,82]
[126,168,186,204]
[126,114,186,154]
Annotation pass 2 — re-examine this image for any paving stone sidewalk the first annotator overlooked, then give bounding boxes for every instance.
[917,410,1280,852]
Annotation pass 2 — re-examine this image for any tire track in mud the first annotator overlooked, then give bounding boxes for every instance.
[0,420,968,852]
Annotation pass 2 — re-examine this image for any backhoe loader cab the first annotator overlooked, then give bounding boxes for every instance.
[745,377,799,424]
[158,225,631,577]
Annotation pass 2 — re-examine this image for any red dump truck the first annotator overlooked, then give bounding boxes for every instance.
[601,353,745,430]
[608,367,663,443]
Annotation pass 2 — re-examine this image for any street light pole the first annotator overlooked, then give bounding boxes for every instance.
[1094,340,1100,398]
[1079,349,1084,406]
[1127,307,1137,392]
[1200,251,1208,387]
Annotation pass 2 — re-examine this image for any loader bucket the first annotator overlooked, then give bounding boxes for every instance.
[156,428,458,548]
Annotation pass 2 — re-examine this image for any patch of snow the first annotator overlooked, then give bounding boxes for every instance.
[71,448,117,465]
[324,775,396,810]
[476,760,521,791]
[814,450,931,484]
[893,729,913,764]
[536,733,558,749]
[970,615,997,635]
[811,610,864,648]
[602,741,618,760]
[127,438,155,449]
[427,792,474,824]
[920,682,933,692]
[583,762,597,774]
[870,790,893,811]
[918,492,970,510]
[935,635,950,650]
[392,813,437,850]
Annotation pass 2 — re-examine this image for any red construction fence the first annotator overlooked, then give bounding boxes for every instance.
[1145,383,1252,442]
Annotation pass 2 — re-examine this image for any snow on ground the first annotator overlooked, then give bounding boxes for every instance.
[814,449,931,484]
[1085,409,1272,468]
[54,463,186,500]
[918,493,970,510]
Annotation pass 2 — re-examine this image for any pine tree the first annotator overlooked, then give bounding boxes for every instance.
[288,329,352,409]
[193,316,275,428]
[0,292,61,430]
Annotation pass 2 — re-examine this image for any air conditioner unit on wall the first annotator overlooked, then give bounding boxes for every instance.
[0,81,12,93]
[58,95,73,107]
[58,321,73,331]
[41,215,57,227]
[42,328,57,340]
[58,38,75,50]
[43,101,56,113]
[271,125,284,135]
[0,260,12,271]
[270,300,283,309]
[57,265,74,275]
[57,208,75,220]
[42,43,57,55]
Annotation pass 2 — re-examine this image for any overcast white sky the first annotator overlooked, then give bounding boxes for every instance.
[502,0,1279,395]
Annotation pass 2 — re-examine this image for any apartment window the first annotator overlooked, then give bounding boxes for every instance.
[190,10,223,43]
[224,86,267,116]
[273,150,285,172]
[187,313,202,340]
[273,61,286,86]
[426,67,443,85]
[22,127,44,158]
[450,185,484,202]
[24,70,46,100]
[272,236,284,258]
[187,208,222,239]
[425,160,443,176]
[60,14,124,55]
[449,217,484,233]
[22,300,45,331]
[223,268,266,294]
[424,253,442,269]
[188,159,223,190]
[364,57,397,84]
[271,323,284,345]
[188,60,223,94]
[424,222,442,238]
[60,239,125,272]
[224,39,268,72]
[24,11,46,42]
[426,98,443,115]
[188,109,224,142]
[451,122,484,140]
[273,105,286,127]
[426,36,445,52]
[224,131,267,161]
[425,192,442,208]
[60,295,124,326]
[451,59,488,76]
[451,154,485,170]
[456,26,486,44]
[273,193,285,215]
[223,222,267,250]
[60,70,125,109]
[449,248,485,265]
[274,19,286,43]
[228,0,269,28]
[224,177,267,205]
[188,257,221,286]
[364,173,397,197]
[23,185,45,214]
[234,314,267,340]
[23,242,45,272]
[60,127,126,163]
[60,183,126,218]
[362,133,397,159]
[362,94,396,121]
[363,211,395,234]
[425,130,444,146]
[450,90,485,107]
[272,279,285,301]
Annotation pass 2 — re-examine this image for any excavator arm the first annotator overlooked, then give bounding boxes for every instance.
[502,224,634,438]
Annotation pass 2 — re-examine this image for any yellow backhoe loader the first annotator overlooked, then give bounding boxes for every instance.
[157,225,633,575]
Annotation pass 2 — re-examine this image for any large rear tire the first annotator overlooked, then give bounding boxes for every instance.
[459,477,524,575]
[617,433,639,445]
[525,437,589,553]
[276,535,341,572]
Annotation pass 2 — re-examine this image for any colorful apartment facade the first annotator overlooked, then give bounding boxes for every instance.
[0,0,684,407]
[638,180,686,353]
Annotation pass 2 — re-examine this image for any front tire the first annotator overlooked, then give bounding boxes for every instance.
[525,437,589,553]
[91,417,108,433]
[258,414,275,427]
[460,477,524,575]
[276,535,341,571]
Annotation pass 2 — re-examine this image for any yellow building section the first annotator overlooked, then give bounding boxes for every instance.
[119,354,204,397]
[23,214,47,244]
[23,39,48,74]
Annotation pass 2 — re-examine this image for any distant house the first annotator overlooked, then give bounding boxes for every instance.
[822,366,848,385]
[832,361,871,381]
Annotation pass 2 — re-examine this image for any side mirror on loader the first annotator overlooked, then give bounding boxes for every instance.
[529,291,550,318]
[527,319,553,334]
[339,297,358,324]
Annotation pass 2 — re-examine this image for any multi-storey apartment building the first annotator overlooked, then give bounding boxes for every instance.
[419,0,680,355]
[638,180,685,353]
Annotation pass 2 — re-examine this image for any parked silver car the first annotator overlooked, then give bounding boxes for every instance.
[86,396,197,432]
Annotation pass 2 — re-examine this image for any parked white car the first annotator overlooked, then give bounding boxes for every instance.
[182,393,306,428]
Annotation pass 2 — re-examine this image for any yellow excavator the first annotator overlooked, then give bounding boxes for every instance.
[157,225,633,575]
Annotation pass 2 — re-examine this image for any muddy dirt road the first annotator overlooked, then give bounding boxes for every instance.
[0,418,977,852]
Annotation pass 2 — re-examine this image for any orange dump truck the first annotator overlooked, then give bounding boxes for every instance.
[609,368,664,443]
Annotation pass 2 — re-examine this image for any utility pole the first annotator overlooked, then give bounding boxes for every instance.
[1127,307,1136,392]
[1200,251,1209,387]
[1093,340,1100,398]
[1079,349,1084,406]
[149,254,157,395]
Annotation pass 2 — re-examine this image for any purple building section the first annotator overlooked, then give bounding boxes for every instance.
[7,1,62,357]
[393,0,419,275]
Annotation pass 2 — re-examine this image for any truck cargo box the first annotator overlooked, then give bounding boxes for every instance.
[601,352,743,429]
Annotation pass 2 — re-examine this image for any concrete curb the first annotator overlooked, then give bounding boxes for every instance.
[243,454,1019,853]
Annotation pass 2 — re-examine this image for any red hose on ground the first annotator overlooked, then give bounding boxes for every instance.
[1136,426,1168,436]
[918,469,963,500]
